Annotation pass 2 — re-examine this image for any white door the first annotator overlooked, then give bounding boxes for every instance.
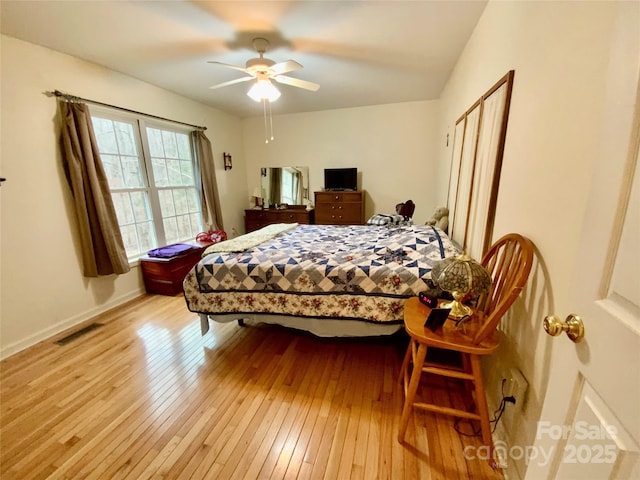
[525,5,640,479]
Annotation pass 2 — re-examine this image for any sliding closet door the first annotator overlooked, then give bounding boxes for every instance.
[466,79,511,258]
[447,120,466,230]
[447,71,514,259]
[449,104,480,247]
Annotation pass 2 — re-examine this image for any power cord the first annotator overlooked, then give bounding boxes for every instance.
[454,378,516,437]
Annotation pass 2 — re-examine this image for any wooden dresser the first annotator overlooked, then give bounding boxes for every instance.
[244,208,314,233]
[314,190,365,225]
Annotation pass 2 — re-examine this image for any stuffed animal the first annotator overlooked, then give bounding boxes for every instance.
[426,206,449,232]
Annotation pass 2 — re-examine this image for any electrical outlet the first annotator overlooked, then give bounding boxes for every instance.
[502,377,519,400]
[505,368,528,405]
[499,368,528,432]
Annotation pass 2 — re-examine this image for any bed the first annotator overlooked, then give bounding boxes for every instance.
[183,223,460,337]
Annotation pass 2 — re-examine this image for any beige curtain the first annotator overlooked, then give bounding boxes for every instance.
[59,101,130,277]
[269,168,282,207]
[192,130,223,230]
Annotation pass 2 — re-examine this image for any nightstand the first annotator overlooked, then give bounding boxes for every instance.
[139,241,212,296]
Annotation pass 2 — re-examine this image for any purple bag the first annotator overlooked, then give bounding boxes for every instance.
[147,243,197,259]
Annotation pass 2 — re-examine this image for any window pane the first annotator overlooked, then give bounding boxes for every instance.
[176,215,191,238]
[101,154,124,189]
[180,160,194,185]
[189,213,201,232]
[112,192,135,224]
[163,217,178,244]
[136,221,155,252]
[114,122,137,156]
[119,224,139,255]
[166,159,182,185]
[151,157,168,187]
[158,189,175,217]
[130,191,151,222]
[147,128,164,157]
[177,134,191,159]
[92,118,118,154]
[186,188,199,213]
[161,130,178,159]
[122,156,144,188]
[173,189,188,215]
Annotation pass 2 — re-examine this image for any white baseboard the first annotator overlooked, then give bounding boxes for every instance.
[0,289,144,361]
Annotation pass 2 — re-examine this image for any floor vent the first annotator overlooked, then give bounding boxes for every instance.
[54,323,104,345]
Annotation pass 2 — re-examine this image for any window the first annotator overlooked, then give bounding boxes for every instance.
[90,110,203,259]
[280,168,299,205]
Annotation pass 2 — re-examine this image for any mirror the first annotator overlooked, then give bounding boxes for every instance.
[260,166,309,207]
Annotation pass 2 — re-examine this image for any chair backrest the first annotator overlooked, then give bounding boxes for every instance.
[396,200,416,219]
[472,233,535,343]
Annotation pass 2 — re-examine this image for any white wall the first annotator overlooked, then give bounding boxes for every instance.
[242,101,441,225]
[437,1,634,478]
[0,35,246,359]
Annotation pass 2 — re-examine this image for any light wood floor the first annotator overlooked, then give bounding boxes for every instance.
[1,294,503,479]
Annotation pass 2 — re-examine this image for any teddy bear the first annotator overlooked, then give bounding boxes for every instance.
[426,206,449,232]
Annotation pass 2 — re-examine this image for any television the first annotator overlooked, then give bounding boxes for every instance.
[324,168,358,191]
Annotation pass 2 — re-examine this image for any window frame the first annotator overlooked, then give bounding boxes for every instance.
[89,105,204,260]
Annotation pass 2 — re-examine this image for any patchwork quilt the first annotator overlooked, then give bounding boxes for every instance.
[183,224,460,323]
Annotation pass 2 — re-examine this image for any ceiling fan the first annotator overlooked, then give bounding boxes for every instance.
[207,37,320,98]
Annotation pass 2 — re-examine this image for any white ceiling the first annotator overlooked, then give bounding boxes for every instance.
[0,0,487,118]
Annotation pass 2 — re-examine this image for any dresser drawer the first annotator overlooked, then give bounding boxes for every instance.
[315,205,362,224]
[314,191,362,205]
[272,210,312,224]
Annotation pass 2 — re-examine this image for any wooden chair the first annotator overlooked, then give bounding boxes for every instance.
[397,233,535,454]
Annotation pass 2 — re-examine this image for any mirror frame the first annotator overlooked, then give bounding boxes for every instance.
[260,166,309,208]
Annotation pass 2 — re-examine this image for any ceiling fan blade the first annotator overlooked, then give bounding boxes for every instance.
[270,60,303,75]
[273,75,320,92]
[209,76,254,90]
[207,61,250,74]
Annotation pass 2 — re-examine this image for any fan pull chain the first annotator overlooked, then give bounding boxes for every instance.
[262,99,275,144]
[263,99,269,144]
[268,100,275,142]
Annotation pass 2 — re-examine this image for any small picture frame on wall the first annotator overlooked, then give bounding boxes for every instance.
[223,152,232,170]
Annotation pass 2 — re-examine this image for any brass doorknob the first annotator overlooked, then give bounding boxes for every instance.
[543,314,585,343]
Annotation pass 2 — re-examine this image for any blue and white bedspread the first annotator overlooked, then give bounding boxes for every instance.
[183,224,460,323]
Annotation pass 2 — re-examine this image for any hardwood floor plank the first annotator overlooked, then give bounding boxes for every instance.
[0,294,503,480]
[281,346,336,480]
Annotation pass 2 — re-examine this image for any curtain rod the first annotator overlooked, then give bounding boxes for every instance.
[46,90,207,131]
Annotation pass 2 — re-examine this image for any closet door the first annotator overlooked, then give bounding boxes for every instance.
[466,79,511,258]
[447,71,514,258]
[449,103,480,248]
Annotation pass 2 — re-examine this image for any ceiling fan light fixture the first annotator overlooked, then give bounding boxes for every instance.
[247,79,281,102]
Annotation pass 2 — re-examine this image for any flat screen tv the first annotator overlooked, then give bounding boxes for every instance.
[324,168,357,191]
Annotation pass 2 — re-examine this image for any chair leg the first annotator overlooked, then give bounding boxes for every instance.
[398,339,413,385]
[469,355,492,450]
[460,353,475,412]
[398,343,427,443]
